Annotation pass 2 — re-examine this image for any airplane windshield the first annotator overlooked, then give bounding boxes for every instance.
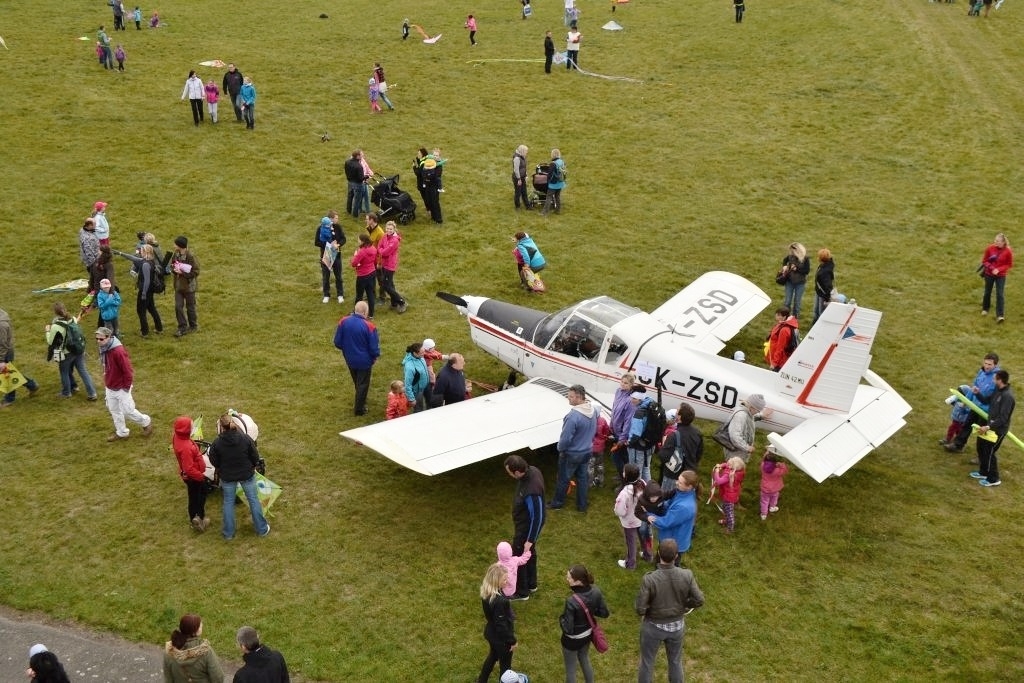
[533,297,640,351]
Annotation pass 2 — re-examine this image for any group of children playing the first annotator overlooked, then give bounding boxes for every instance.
[94,8,161,73]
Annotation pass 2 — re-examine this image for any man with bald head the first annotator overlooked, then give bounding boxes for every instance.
[333,301,380,416]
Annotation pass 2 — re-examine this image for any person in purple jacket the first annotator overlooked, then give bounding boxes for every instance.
[609,372,638,484]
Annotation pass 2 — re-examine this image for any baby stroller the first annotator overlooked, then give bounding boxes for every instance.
[370,173,417,225]
[530,163,551,208]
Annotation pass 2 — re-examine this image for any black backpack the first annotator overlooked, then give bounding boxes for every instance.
[547,162,563,184]
[640,401,667,450]
[151,263,166,294]
[786,326,800,356]
[57,319,86,355]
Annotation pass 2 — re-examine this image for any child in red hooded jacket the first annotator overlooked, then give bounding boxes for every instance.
[172,416,210,532]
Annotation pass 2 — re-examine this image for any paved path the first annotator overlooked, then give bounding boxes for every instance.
[0,606,239,682]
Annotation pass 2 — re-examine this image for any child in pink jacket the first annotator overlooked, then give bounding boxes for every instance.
[759,450,789,520]
[712,456,746,533]
[614,463,644,569]
[496,540,532,597]
[590,414,610,488]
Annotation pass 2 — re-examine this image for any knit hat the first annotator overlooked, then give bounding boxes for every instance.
[369,77,376,85]
[630,391,646,400]
[666,408,678,422]
[174,235,188,248]
[733,350,746,362]
[500,671,529,683]
[93,201,107,211]
[321,217,332,227]
[422,338,436,351]
[99,278,112,289]
[742,394,766,412]
[29,644,48,657]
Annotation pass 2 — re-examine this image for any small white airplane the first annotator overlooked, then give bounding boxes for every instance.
[340,271,911,482]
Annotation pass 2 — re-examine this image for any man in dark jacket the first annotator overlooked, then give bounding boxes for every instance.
[635,539,704,683]
[345,150,369,218]
[505,455,545,600]
[171,235,200,337]
[235,626,289,682]
[544,30,555,73]
[658,403,703,488]
[0,309,40,408]
[333,301,380,416]
[972,369,1015,487]
[209,414,270,539]
[222,64,245,122]
[430,353,468,407]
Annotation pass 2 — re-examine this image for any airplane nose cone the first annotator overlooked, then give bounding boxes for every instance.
[460,296,489,317]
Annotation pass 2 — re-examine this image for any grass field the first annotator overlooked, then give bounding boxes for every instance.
[2,0,1024,680]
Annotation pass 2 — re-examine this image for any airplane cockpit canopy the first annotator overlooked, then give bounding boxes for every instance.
[534,296,642,360]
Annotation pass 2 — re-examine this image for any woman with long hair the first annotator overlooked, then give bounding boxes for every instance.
[163,614,224,682]
[475,563,517,683]
[779,242,810,320]
[136,243,163,336]
[559,564,610,683]
[981,233,1013,322]
[813,248,834,324]
[27,646,71,683]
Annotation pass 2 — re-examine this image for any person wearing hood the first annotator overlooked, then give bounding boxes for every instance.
[208,413,270,539]
[720,393,767,464]
[173,416,210,532]
[163,614,224,683]
[95,326,153,440]
[26,644,71,683]
[495,540,533,598]
[402,341,430,412]
[234,626,290,683]
[549,385,600,512]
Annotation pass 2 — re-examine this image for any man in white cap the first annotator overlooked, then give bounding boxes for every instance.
[719,393,769,464]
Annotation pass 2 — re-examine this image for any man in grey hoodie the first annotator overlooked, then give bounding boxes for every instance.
[548,384,599,512]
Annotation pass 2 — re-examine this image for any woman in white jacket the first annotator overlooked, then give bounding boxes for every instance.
[181,70,205,126]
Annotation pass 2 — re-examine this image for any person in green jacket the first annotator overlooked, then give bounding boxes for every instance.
[163,614,224,683]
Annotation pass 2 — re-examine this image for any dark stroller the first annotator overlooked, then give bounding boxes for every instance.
[370,173,417,225]
[530,163,551,207]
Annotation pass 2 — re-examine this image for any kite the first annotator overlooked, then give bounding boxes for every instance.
[78,36,90,41]
[410,24,442,43]
[602,21,624,30]
[0,35,8,49]
[238,471,283,517]
[0,364,28,395]
[33,278,89,293]
[198,59,226,68]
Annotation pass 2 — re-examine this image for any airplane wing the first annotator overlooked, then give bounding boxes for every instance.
[648,271,771,354]
[340,378,596,476]
[767,370,912,482]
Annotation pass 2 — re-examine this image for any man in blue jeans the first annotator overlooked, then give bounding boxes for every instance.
[548,384,599,512]
[209,413,269,539]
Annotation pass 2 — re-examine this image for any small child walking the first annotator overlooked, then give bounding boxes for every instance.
[115,45,126,71]
[465,14,477,45]
[613,463,644,569]
[496,540,532,597]
[368,77,382,113]
[96,42,105,66]
[386,380,409,419]
[96,278,122,337]
[204,79,219,123]
[712,456,746,533]
[402,18,410,40]
[759,450,789,520]
[133,6,142,29]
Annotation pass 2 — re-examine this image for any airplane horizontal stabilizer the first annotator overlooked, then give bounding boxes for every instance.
[767,377,911,483]
[649,271,771,354]
[340,378,587,476]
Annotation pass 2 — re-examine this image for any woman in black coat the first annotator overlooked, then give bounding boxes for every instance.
[559,564,610,683]
[813,248,835,324]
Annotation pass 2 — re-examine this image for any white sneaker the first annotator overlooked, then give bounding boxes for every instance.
[617,559,628,569]
[760,515,767,520]
[322,296,330,304]
[769,506,779,513]
[338,295,345,303]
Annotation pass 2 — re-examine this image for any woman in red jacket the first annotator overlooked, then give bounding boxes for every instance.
[172,416,209,532]
[981,233,1013,322]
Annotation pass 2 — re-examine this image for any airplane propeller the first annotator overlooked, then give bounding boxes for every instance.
[436,292,468,308]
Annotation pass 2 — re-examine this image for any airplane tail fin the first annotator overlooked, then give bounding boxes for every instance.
[776,303,880,414]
